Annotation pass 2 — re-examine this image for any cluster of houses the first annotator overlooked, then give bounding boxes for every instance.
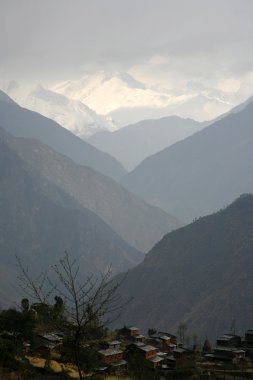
[95,327,253,375]
[204,330,253,367]
[3,321,253,377]
[94,326,194,375]
[31,325,194,375]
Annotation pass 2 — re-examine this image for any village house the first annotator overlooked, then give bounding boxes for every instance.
[110,359,128,374]
[148,331,177,352]
[216,333,241,347]
[158,331,177,345]
[203,331,252,368]
[245,330,253,346]
[97,347,127,375]
[98,347,124,365]
[33,342,59,358]
[137,344,158,360]
[107,340,122,350]
[134,333,146,343]
[37,332,63,344]
[164,354,177,369]
[213,346,245,361]
[33,331,63,358]
[127,326,140,338]
[148,355,164,369]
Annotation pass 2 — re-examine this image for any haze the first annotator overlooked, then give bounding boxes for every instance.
[1,0,253,121]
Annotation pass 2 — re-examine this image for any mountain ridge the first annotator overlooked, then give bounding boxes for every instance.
[4,127,182,252]
[0,127,143,305]
[122,100,253,221]
[0,93,126,180]
[112,194,253,340]
[88,115,206,170]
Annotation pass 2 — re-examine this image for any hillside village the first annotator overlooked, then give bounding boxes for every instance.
[1,302,253,380]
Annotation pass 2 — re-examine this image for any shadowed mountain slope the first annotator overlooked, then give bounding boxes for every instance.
[88,116,205,170]
[0,92,126,180]
[0,127,143,306]
[112,194,253,340]
[122,101,253,222]
[3,129,182,253]
[0,89,16,104]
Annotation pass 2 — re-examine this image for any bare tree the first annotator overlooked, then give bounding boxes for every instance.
[17,252,126,380]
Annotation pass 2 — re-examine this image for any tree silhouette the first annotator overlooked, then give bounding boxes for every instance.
[17,252,125,379]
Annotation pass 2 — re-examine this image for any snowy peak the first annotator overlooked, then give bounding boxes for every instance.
[53,70,145,96]
[101,71,146,89]
[52,70,171,117]
[2,73,252,132]
[1,82,118,138]
[52,70,245,126]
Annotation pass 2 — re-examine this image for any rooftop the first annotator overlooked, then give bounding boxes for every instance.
[217,334,240,341]
[131,342,145,347]
[98,348,123,356]
[160,335,170,340]
[149,356,164,363]
[38,333,62,342]
[173,348,187,353]
[138,345,157,352]
[214,346,244,352]
[108,340,121,345]
[111,360,127,367]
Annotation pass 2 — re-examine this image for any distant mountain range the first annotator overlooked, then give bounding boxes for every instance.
[6,130,182,253]
[112,194,253,340]
[122,100,253,221]
[52,70,237,126]
[0,90,182,254]
[0,91,125,181]
[0,127,143,306]
[2,82,118,138]
[1,71,249,137]
[88,116,206,170]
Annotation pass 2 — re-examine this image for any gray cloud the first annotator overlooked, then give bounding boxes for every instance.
[0,0,253,83]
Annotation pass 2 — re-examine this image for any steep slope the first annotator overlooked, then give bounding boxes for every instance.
[9,84,118,138]
[113,195,253,340]
[0,89,16,104]
[0,128,143,306]
[0,94,126,181]
[122,101,253,221]
[218,94,253,119]
[5,130,182,253]
[88,116,205,170]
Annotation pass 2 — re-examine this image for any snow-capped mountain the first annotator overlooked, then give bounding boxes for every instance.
[0,81,118,138]
[52,70,236,126]
[1,71,247,131]
[52,71,198,118]
[52,70,173,116]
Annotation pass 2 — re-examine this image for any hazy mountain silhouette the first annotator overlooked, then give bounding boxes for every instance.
[88,116,206,170]
[122,100,253,221]
[0,89,16,104]
[0,127,143,306]
[0,92,126,180]
[4,128,182,253]
[112,194,253,340]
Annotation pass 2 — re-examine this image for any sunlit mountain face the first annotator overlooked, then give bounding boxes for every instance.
[2,65,251,137]
[51,70,242,126]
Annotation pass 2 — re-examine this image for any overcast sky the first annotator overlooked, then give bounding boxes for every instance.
[1,0,253,95]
